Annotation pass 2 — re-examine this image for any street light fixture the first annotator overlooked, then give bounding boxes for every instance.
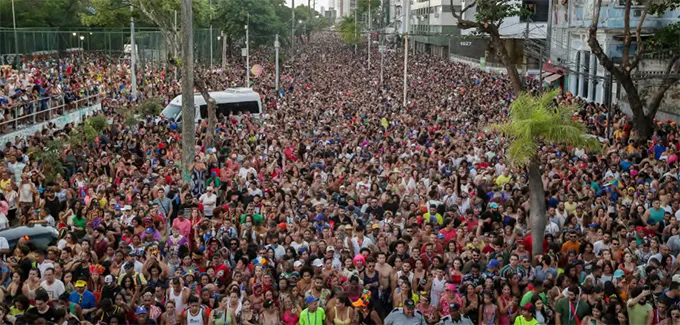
[217,36,221,40]
[73,32,77,36]
[80,36,85,40]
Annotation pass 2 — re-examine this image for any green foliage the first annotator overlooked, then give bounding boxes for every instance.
[648,0,680,15]
[135,97,164,117]
[0,0,86,28]
[474,0,526,26]
[646,22,680,52]
[29,139,66,184]
[81,0,211,28]
[337,14,362,45]
[87,115,110,133]
[357,0,381,14]
[216,0,284,46]
[489,90,602,167]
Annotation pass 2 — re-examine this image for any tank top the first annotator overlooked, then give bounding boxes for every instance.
[333,306,351,325]
[649,208,664,224]
[186,309,204,325]
[282,310,298,325]
[169,287,187,313]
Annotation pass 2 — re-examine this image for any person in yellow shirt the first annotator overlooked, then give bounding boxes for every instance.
[423,204,443,226]
[495,169,512,187]
[514,303,539,325]
[564,195,578,216]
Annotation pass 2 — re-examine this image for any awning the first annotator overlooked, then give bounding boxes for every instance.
[544,73,563,84]
[540,71,553,79]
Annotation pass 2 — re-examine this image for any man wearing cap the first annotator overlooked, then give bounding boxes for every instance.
[438,303,473,325]
[305,276,331,307]
[385,299,426,325]
[300,295,326,325]
[135,305,156,325]
[69,279,97,318]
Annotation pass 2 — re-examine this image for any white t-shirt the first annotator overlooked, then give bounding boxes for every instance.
[350,236,374,255]
[40,279,65,300]
[199,193,217,216]
[0,236,9,259]
[37,261,55,278]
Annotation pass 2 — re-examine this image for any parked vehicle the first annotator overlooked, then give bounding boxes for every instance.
[0,224,59,251]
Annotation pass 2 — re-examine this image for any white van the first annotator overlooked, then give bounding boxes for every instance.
[161,88,263,123]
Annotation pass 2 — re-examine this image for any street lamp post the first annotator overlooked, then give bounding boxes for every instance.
[130,3,137,99]
[80,35,85,50]
[275,34,280,92]
[217,35,222,68]
[209,0,213,67]
[368,0,371,69]
[379,44,385,85]
[11,0,19,54]
[245,16,250,88]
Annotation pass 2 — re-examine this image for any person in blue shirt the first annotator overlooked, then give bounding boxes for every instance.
[69,279,97,318]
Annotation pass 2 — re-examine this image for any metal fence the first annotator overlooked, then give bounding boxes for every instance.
[0,94,101,134]
[0,27,221,66]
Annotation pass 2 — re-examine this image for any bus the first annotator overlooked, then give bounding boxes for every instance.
[161,88,262,123]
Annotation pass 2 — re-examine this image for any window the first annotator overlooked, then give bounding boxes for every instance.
[199,105,208,119]
[216,101,261,117]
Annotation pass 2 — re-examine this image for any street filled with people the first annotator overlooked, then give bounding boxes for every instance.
[0,34,679,325]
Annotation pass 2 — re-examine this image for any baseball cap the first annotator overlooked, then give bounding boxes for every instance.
[487,259,500,269]
[312,259,323,267]
[489,202,499,208]
[613,269,625,279]
[523,303,534,311]
[305,296,319,305]
[449,302,461,311]
[135,306,148,315]
[75,280,87,288]
[104,275,114,284]
[672,274,680,284]
[372,224,380,230]
[404,299,416,309]
[326,246,335,253]
[293,261,303,268]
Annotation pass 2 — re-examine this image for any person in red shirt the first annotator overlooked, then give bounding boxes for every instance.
[439,219,457,244]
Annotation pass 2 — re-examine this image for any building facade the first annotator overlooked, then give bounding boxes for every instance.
[550,0,680,105]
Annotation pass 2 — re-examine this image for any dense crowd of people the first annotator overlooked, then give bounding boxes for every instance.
[0,34,679,325]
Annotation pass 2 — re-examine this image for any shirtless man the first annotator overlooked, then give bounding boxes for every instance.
[375,252,392,292]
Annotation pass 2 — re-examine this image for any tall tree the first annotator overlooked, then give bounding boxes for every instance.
[449,0,527,92]
[587,0,680,140]
[491,90,601,257]
[337,13,362,45]
[216,0,283,46]
[180,0,195,185]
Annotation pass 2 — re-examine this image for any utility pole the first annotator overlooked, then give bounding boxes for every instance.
[354,9,358,54]
[209,0,213,67]
[379,43,385,85]
[245,14,250,87]
[291,0,295,57]
[368,0,371,69]
[275,34,280,92]
[523,20,529,76]
[403,0,410,107]
[130,3,137,99]
[181,0,196,185]
[174,10,179,81]
[11,0,18,54]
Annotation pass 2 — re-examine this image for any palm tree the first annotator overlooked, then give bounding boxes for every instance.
[490,90,602,257]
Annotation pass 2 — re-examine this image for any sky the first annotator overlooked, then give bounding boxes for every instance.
[283,0,328,12]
